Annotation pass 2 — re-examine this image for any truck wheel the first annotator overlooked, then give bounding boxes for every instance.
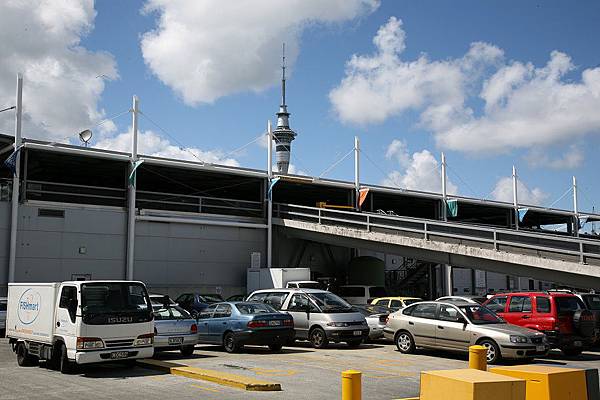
[16,343,36,367]
[59,343,74,374]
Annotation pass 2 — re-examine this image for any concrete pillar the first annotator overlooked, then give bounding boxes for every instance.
[444,264,453,296]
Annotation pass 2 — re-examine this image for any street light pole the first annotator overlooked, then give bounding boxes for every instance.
[267,120,273,269]
[126,95,139,280]
[8,73,23,284]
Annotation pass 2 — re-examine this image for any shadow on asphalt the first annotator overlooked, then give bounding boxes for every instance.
[195,344,314,355]
[34,359,168,379]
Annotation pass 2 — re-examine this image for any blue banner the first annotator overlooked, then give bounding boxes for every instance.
[267,177,280,201]
[518,208,529,222]
[446,199,458,217]
[2,145,23,175]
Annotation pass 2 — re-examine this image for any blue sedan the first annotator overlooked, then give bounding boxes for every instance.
[197,302,294,353]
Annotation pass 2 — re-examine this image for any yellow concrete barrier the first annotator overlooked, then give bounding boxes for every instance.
[469,345,487,371]
[137,359,282,391]
[420,369,526,400]
[490,365,587,400]
[342,370,362,400]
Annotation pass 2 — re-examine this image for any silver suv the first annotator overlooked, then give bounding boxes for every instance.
[247,289,369,348]
[384,301,548,364]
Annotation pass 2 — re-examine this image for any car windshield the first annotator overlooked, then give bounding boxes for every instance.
[200,294,224,302]
[81,282,152,325]
[403,299,421,306]
[308,292,353,312]
[459,305,503,325]
[235,303,277,315]
[581,295,600,311]
[153,305,191,320]
[555,296,585,314]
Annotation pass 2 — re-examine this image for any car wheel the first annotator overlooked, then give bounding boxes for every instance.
[346,340,362,348]
[268,343,283,352]
[223,332,240,353]
[479,339,501,364]
[395,331,415,354]
[180,345,195,356]
[309,327,329,349]
[16,342,36,367]
[562,348,583,357]
[59,343,74,374]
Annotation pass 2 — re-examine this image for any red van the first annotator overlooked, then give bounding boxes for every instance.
[484,291,595,356]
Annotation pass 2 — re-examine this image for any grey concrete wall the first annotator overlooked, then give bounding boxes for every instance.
[14,204,128,285]
[135,221,266,299]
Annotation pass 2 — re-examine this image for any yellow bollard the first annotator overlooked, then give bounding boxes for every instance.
[342,370,361,400]
[469,345,487,371]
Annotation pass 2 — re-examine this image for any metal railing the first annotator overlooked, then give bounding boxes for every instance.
[137,189,264,218]
[273,203,600,265]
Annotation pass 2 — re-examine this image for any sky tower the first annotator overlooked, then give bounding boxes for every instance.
[273,43,297,174]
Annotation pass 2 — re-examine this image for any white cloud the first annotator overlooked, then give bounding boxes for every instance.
[490,177,548,206]
[95,129,239,167]
[0,0,117,142]
[141,0,379,105]
[382,141,458,194]
[526,145,584,169]
[330,17,600,164]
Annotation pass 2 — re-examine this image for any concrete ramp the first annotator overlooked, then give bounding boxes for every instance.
[273,205,600,288]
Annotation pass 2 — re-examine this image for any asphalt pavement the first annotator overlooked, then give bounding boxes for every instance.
[1,338,599,400]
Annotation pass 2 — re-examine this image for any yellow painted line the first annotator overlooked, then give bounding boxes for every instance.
[137,359,281,391]
[191,384,221,393]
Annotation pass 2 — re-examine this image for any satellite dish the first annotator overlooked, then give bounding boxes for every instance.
[79,129,93,147]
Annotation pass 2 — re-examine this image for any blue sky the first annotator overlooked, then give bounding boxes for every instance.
[1,1,600,214]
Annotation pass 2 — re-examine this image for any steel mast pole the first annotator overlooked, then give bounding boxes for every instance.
[441,152,447,221]
[8,73,23,283]
[267,120,273,269]
[573,176,579,237]
[512,165,519,231]
[354,136,360,210]
[126,95,139,280]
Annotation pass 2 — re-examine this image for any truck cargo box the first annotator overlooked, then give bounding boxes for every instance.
[6,283,59,345]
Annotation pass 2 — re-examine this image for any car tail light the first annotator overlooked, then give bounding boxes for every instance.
[247,320,268,328]
[76,337,104,350]
[134,333,154,346]
[191,323,198,333]
[283,319,293,327]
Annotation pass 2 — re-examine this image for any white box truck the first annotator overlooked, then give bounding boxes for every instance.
[6,281,155,373]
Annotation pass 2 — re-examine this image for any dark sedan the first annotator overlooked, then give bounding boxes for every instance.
[175,293,224,318]
[197,302,294,353]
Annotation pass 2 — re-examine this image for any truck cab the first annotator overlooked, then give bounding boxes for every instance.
[7,280,155,373]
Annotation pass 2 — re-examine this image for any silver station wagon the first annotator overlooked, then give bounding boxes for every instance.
[384,301,548,363]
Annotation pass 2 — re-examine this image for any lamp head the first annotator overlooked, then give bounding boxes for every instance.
[79,129,92,146]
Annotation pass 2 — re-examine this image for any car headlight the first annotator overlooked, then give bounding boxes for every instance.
[327,322,349,327]
[134,333,154,346]
[509,335,528,343]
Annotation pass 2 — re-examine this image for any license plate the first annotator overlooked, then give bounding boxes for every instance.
[353,330,362,336]
[110,351,129,359]
[536,345,545,352]
[268,320,281,326]
[574,341,582,347]
[168,337,184,345]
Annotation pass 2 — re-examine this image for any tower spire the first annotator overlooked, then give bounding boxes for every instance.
[272,42,297,174]
[281,42,286,107]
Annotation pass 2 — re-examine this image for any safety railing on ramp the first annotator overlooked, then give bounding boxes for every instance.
[273,203,600,266]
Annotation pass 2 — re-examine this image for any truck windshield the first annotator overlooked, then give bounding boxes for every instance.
[81,283,153,325]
